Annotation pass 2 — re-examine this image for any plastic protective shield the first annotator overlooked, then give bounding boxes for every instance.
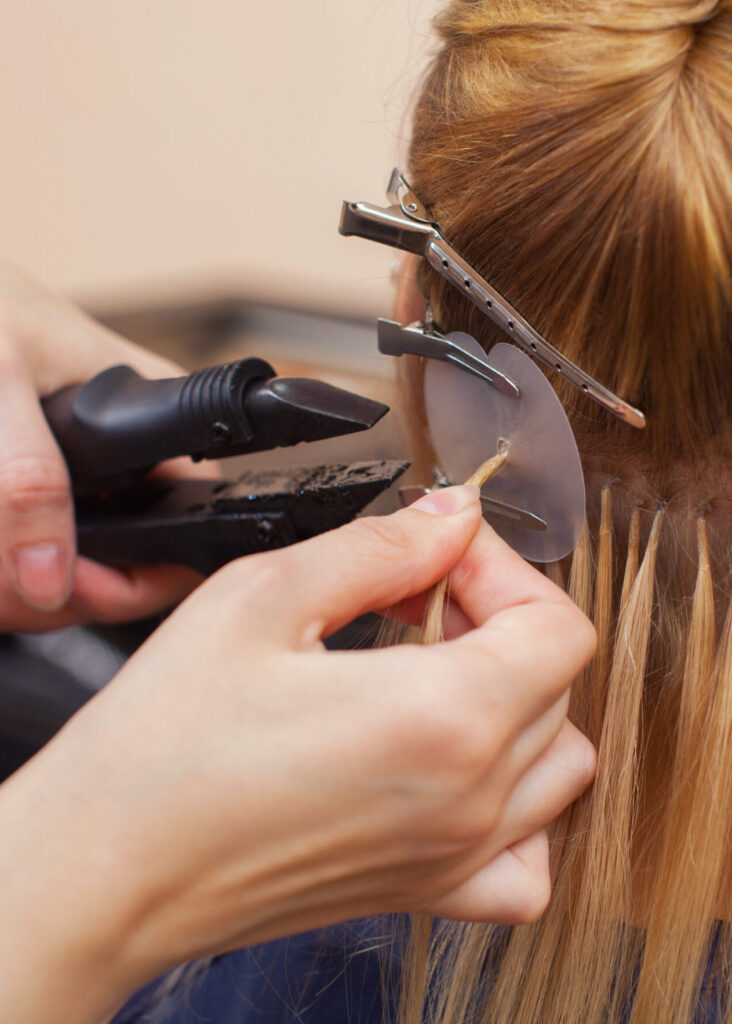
[423,335,586,562]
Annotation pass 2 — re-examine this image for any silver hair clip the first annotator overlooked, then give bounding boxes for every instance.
[399,483,548,532]
[376,318,520,398]
[380,321,552,533]
[340,168,646,430]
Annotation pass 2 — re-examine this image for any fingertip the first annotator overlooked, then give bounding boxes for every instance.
[573,609,599,669]
[409,484,480,517]
[398,487,483,550]
[10,540,74,612]
[563,722,597,793]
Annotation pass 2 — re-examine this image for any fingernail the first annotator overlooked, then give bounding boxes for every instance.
[410,484,479,516]
[12,543,71,611]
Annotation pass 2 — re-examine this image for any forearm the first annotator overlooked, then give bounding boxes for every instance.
[0,739,144,1024]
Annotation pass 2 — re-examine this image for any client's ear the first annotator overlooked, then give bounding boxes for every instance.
[392,254,427,325]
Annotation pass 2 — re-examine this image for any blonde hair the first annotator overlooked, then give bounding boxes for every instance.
[398,2,732,1020]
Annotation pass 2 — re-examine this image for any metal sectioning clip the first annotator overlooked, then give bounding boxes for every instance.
[400,482,548,533]
[377,318,520,398]
[340,168,646,430]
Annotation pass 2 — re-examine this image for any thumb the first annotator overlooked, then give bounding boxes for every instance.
[234,485,482,647]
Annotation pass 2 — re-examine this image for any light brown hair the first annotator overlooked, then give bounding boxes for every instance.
[398,2,732,1020]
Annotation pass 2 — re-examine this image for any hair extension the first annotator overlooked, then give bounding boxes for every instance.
[619,505,641,612]
[565,519,595,740]
[709,603,732,1018]
[631,516,720,1020]
[488,506,665,1024]
[555,506,664,1023]
[398,450,510,1024]
[591,486,614,738]
[423,449,509,645]
[395,492,730,1021]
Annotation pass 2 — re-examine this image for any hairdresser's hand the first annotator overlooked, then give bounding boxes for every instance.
[0,263,207,631]
[0,486,596,1024]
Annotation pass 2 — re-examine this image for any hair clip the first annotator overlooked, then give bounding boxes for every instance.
[340,168,646,430]
[400,483,548,532]
[376,318,520,397]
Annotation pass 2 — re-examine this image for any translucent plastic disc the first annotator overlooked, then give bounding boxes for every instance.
[423,335,585,562]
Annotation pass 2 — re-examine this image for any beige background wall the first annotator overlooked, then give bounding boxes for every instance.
[0,1,441,312]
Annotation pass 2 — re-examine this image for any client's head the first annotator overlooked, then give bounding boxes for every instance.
[409,0,731,461]
[397,3,732,1022]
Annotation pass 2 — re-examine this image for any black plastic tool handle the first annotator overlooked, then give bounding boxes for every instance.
[43,359,392,497]
[42,359,275,494]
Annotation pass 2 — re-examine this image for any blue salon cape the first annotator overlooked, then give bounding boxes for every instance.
[113,917,726,1024]
[112,918,399,1024]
